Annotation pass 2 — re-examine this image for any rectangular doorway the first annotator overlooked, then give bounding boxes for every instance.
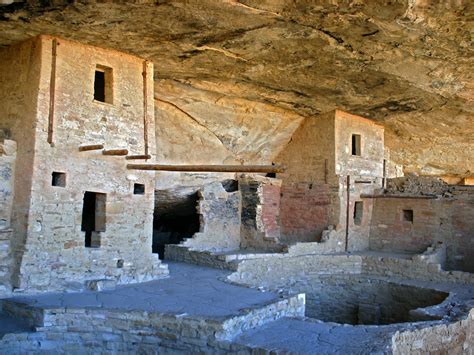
[81,191,106,248]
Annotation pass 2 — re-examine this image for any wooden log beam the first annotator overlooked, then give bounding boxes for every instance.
[103,149,129,156]
[79,144,104,152]
[126,154,152,160]
[126,164,285,173]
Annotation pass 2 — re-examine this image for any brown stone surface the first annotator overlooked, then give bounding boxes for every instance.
[0,1,472,176]
[0,36,168,292]
[369,187,474,272]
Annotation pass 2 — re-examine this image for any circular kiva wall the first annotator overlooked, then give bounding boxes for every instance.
[302,276,448,325]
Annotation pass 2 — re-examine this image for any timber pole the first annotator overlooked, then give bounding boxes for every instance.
[126,164,285,174]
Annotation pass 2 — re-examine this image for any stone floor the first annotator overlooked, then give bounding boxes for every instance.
[2,262,280,317]
[0,260,472,353]
[234,317,397,354]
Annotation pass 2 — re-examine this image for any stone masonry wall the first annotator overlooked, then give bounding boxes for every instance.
[275,111,336,185]
[0,37,41,291]
[239,175,284,251]
[334,110,384,178]
[369,187,474,272]
[180,181,241,251]
[0,138,16,230]
[279,183,331,243]
[3,36,168,292]
[0,294,305,354]
[275,110,384,248]
[391,309,474,354]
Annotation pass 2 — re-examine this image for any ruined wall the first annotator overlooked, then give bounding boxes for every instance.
[6,36,167,292]
[181,181,241,251]
[369,187,474,272]
[239,175,284,251]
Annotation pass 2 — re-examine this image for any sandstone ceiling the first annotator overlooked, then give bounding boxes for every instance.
[0,0,472,177]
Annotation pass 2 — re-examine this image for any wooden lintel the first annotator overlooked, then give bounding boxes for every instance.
[126,154,152,160]
[126,164,285,173]
[103,149,129,156]
[360,194,437,200]
[79,144,104,152]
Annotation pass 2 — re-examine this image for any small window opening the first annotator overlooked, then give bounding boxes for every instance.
[51,172,66,187]
[117,259,124,268]
[352,134,361,156]
[81,191,106,248]
[94,65,113,104]
[354,201,363,226]
[134,183,145,195]
[402,209,414,223]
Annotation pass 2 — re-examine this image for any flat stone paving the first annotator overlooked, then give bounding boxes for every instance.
[2,262,280,318]
[1,260,472,353]
[235,317,400,354]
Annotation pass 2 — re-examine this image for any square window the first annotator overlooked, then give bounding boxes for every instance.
[134,183,145,195]
[354,201,363,226]
[352,134,361,156]
[94,65,113,104]
[51,172,66,187]
[402,209,414,223]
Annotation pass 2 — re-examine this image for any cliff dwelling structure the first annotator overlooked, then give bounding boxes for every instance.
[0,1,472,354]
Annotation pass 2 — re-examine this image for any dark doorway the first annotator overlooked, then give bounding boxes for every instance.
[81,191,106,248]
[353,201,363,226]
[153,191,200,259]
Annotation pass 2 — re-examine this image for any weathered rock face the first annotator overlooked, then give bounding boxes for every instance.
[0,0,472,176]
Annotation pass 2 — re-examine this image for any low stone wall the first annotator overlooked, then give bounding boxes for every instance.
[391,309,474,354]
[165,244,238,271]
[227,254,363,288]
[361,254,474,284]
[0,294,305,354]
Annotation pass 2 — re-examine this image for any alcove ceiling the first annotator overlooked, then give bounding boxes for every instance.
[0,0,472,176]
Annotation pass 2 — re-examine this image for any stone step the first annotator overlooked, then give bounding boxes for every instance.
[165,244,289,271]
[164,244,239,271]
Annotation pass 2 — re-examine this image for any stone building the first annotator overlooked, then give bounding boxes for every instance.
[0,32,472,354]
[275,109,385,250]
[0,35,168,294]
